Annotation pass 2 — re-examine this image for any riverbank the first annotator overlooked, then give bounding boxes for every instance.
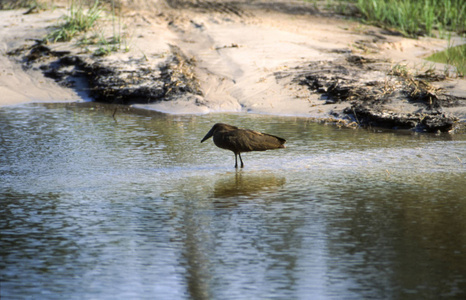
[1,0,465,132]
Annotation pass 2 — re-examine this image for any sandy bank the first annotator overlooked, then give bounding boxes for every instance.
[0,9,81,106]
[1,0,465,131]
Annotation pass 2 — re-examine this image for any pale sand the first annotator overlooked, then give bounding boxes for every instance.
[0,9,81,106]
[1,0,465,120]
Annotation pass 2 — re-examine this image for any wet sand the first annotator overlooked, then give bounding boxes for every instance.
[1,0,465,131]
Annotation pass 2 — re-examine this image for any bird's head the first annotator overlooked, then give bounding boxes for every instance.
[201,123,232,143]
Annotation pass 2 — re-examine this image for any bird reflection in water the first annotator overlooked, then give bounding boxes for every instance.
[212,172,286,208]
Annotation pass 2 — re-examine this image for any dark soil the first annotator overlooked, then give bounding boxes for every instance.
[290,55,465,132]
[10,41,202,105]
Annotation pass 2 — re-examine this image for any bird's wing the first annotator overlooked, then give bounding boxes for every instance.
[236,129,286,152]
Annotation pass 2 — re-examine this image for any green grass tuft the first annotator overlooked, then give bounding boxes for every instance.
[46,0,102,42]
[310,0,466,38]
[46,0,130,55]
[355,0,466,37]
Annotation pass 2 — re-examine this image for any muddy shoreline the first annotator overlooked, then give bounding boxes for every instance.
[2,0,466,132]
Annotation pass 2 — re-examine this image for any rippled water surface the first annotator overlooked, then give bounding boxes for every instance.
[1,103,466,299]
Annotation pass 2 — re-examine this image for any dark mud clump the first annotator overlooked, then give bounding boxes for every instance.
[80,45,202,104]
[348,104,458,132]
[9,42,202,105]
[293,55,465,132]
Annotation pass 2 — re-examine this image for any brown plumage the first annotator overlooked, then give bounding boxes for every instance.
[201,123,286,168]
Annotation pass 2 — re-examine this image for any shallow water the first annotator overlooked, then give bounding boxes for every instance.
[1,103,466,299]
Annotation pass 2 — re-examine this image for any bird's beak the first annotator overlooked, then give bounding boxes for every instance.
[201,127,215,143]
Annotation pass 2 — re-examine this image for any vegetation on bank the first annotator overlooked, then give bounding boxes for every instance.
[46,0,102,42]
[356,0,465,38]
[313,0,466,38]
[0,0,129,56]
[309,0,465,76]
[42,0,128,56]
[2,0,464,75]
[3,0,465,39]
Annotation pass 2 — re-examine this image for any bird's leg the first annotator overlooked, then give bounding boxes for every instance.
[238,153,244,168]
[234,153,238,168]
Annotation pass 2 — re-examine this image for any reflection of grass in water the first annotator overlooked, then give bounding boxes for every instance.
[427,44,466,76]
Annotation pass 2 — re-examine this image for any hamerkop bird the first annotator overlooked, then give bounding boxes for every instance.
[201,123,286,168]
